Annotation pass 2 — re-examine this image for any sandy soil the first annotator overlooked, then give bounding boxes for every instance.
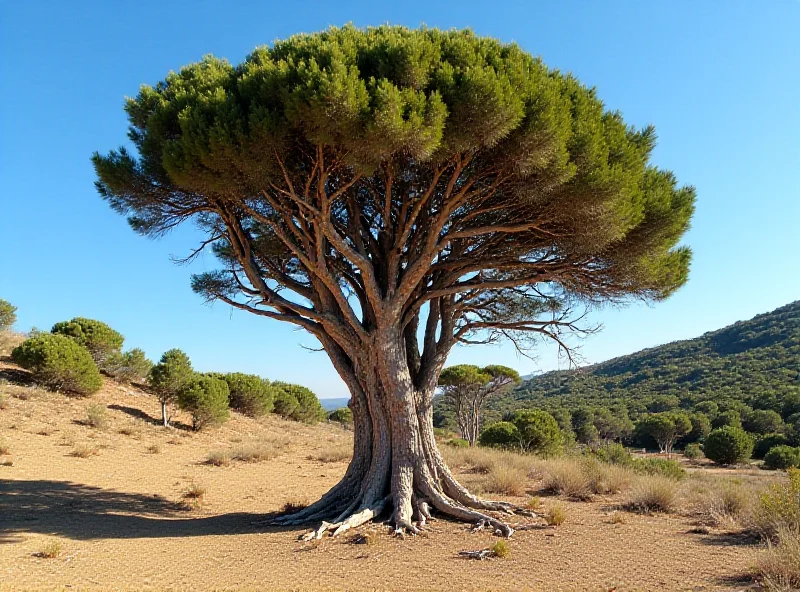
[0,362,765,591]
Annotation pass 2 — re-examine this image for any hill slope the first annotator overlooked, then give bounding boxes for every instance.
[490,300,800,415]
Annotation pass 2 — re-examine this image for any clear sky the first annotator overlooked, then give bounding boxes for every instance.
[1,1,798,398]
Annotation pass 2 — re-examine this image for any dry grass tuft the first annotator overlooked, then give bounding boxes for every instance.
[545,503,567,526]
[118,425,142,438]
[535,458,593,500]
[526,496,541,510]
[484,463,529,496]
[0,392,7,410]
[282,498,309,513]
[70,443,99,458]
[231,442,280,463]
[0,330,25,357]
[609,511,626,524]
[146,443,162,454]
[85,404,108,430]
[36,540,62,559]
[206,449,233,466]
[0,439,9,455]
[625,475,679,514]
[183,480,206,505]
[756,527,800,591]
[0,458,13,467]
[311,442,352,463]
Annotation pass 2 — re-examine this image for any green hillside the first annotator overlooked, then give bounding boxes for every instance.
[491,300,800,416]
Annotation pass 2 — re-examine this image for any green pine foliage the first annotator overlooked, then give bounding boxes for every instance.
[149,349,194,406]
[511,409,562,455]
[272,382,325,424]
[328,407,353,426]
[177,375,230,430]
[11,333,102,395]
[763,446,800,471]
[754,433,792,460]
[222,372,275,417]
[704,426,754,465]
[105,348,153,384]
[478,421,520,449]
[51,317,125,365]
[0,299,17,331]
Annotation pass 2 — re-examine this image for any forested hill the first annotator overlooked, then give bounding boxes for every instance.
[490,300,800,415]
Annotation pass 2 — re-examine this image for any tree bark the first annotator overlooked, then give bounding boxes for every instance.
[274,330,524,537]
[161,401,169,427]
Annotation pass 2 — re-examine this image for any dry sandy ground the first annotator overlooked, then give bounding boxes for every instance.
[0,363,766,591]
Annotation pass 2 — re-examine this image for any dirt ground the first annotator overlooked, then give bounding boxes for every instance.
[0,363,767,591]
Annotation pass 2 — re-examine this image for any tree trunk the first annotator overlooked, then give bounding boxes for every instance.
[161,401,169,427]
[274,331,527,537]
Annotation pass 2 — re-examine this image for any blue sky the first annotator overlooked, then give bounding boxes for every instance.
[1,1,798,398]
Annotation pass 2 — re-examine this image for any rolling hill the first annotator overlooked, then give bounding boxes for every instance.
[485,300,800,417]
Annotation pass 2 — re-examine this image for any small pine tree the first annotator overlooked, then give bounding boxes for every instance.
[478,421,520,449]
[51,317,124,366]
[11,333,102,395]
[177,375,230,430]
[328,407,353,426]
[273,382,325,423]
[511,410,562,455]
[105,348,153,384]
[0,299,17,331]
[149,349,194,427]
[763,445,800,470]
[704,426,754,465]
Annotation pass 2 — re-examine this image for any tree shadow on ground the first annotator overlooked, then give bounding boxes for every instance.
[0,479,294,541]
[106,405,192,431]
[0,367,34,386]
[698,531,762,547]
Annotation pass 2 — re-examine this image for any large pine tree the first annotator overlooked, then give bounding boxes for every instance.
[93,25,694,537]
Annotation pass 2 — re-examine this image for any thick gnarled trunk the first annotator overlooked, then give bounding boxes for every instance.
[274,331,524,537]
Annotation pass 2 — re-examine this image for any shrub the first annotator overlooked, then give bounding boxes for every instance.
[220,373,274,417]
[683,442,704,459]
[512,409,562,455]
[273,382,325,423]
[0,299,17,331]
[273,387,299,418]
[478,421,519,449]
[594,442,634,466]
[545,504,567,526]
[328,407,353,426]
[85,404,108,430]
[177,375,230,430]
[149,349,194,426]
[632,457,686,480]
[704,426,754,465]
[755,433,792,460]
[146,443,161,454]
[584,459,634,494]
[0,439,9,455]
[71,443,99,458]
[490,540,510,558]
[11,334,102,395]
[764,446,800,471]
[183,480,206,502]
[446,437,470,448]
[625,475,678,513]
[104,348,153,384]
[51,317,124,365]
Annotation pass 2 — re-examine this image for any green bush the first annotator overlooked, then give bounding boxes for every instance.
[754,433,791,460]
[594,442,634,466]
[683,442,704,459]
[177,375,230,430]
[223,372,274,417]
[328,407,353,426]
[632,457,686,480]
[764,446,800,471]
[105,348,153,384]
[11,334,101,395]
[273,382,325,423]
[704,426,754,465]
[478,421,520,448]
[446,437,470,448]
[0,299,17,331]
[51,317,124,365]
[512,410,562,455]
